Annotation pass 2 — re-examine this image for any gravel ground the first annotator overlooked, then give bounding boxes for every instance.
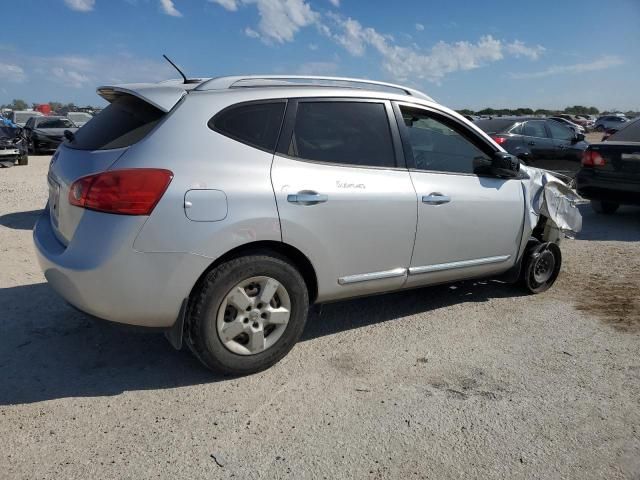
[1,155,639,479]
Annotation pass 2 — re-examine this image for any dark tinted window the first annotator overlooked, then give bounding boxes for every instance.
[288,102,395,168]
[608,118,640,142]
[400,107,491,174]
[523,121,548,138]
[211,101,285,152]
[547,120,574,141]
[36,118,75,129]
[509,122,524,135]
[475,119,517,134]
[69,95,164,150]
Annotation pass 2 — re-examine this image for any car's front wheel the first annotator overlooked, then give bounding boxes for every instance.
[186,253,309,375]
[591,200,619,214]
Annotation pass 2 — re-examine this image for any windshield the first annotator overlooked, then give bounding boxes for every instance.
[36,118,75,129]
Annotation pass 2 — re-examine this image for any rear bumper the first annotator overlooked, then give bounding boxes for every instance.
[576,168,640,205]
[33,207,211,327]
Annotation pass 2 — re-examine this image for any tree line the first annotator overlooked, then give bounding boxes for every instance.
[1,99,100,114]
[457,105,638,117]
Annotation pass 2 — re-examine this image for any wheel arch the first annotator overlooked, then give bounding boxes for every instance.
[188,240,319,305]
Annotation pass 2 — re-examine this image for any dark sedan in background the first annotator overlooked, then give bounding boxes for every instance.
[476,117,588,176]
[576,117,640,214]
[24,116,78,154]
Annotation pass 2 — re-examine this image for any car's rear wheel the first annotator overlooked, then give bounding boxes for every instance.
[185,254,309,375]
[595,125,605,132]
[591,200,619,214]
[17,154,28,166]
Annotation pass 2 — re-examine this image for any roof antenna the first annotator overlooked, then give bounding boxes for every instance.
[163,54,197,84]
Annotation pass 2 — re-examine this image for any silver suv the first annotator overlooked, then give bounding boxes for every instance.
[34,75,564,374]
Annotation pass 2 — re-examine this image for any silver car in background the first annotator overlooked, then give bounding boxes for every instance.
[34,75,566,374]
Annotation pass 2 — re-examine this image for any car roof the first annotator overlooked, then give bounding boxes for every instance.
[97,75,434,112]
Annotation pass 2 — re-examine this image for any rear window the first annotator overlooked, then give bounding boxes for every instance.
[210,101,286,152]
[68,95,164,150]
[475,119,516,134]
[607,118,640,142]
[36,118,75,129]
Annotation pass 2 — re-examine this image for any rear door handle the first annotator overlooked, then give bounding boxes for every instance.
[422,193,451,205]
[287,192,328,205]
[528,141,536,145]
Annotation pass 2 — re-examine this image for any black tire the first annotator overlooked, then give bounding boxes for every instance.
[591,200,619,215]
[185,253,309,375]
[595,125,605,132]
[521,242,562,294]
[17,154,28,166]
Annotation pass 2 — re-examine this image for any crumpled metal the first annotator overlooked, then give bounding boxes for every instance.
[520,165,586,236]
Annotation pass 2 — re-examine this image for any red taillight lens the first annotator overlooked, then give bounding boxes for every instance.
[492,136,507,145]
[69,169,173,215]
[581,150,605,167]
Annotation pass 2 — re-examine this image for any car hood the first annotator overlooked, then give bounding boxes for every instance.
[0,126,19,140]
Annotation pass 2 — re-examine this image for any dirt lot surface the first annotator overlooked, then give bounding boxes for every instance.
[1,156,639,479]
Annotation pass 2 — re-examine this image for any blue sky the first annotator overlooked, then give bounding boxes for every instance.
[1,0,639,110]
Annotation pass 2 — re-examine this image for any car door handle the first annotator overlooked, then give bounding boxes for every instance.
[287,192,328,205]
[422,193,451,205]
[528,141,536,145]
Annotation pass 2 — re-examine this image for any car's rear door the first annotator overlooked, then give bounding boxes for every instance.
[392,103,524,287]
[271,98,417,302]
[521,120,557,168]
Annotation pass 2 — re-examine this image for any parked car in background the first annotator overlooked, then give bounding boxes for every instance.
[549,116,586,134]
[24,116,78,154]
[556,114,593,130]
[594,115,628,132]
[34,75,570,375]
[576,117,640,214]
[475,117,588,175]
[0,124,28,167]
[66,111,93,127]
[8,110,43,127]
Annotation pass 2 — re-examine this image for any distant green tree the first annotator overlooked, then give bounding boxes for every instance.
[457,109,474,116]
[10,99,28,110]
[49,102,63,112]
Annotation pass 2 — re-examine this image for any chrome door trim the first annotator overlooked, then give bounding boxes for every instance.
[409,255,511,275]
[338,267,407,285]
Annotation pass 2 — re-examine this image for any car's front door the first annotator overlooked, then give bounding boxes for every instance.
[271,99,417,302]
[547,119,582,174]
[393,103,524,288]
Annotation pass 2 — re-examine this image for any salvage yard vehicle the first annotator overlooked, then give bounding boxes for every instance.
[0,125,28,167]
[34,74,582,375]
[8,110,43,128]
[24,116,78,154]
[66,111,93,127]
[577,117,640,214]
[475,117,588,175]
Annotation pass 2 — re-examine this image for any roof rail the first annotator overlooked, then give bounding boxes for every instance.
[195,75,433,101]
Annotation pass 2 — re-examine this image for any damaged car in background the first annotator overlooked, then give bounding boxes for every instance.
[34,72,584,375]
[24,116,78,154]
[0,124,28,167]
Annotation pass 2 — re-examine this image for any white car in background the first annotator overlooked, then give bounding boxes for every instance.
[66,112,93,127]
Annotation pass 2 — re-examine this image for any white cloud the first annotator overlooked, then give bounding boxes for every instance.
[0,62,25,82]
[210,0,319,43]
[159,0,182,17]
[328,0,340,6]
[297,61,338,75]
[505,40,545,60]
[415,23,424,31]
[51,67,91,88]
[308,43,318,50]
[325,15,544,83]
[210,0,239,10]
[64,0,95,12]
[510,55,623,79]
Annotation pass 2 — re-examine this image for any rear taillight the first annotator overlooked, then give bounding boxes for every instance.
[582,150,605,167]
[491,136,508,145]
[69,168,173,215]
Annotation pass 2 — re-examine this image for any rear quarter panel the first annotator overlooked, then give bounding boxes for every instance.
[119,91,282,259]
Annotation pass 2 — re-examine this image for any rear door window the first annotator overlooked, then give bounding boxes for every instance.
[547,120,574,141]
[210,101,286,152]
[522,121,549,138]
[287,101,396,168]
[68,95,165,150]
